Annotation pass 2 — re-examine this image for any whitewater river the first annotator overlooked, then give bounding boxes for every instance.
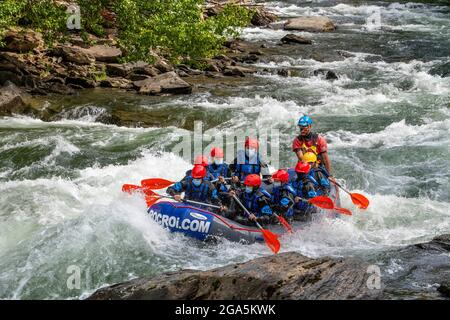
[0,0,449,299]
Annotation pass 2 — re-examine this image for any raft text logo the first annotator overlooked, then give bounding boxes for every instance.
[148,209,211,233]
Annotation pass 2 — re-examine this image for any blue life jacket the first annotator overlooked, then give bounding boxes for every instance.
[241,188,272,217]
[272,184,296,217]
[173,179,217,202]
[309,168,330,196]
[234,150,262,181]
[207,163,229,180]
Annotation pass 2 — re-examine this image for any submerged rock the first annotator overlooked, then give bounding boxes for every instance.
[284,16,336,32]
[281,34,312,45]
[88,252,382,300]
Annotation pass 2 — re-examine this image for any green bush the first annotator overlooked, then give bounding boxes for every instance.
[114,0,253,65]
[0,0,253,65]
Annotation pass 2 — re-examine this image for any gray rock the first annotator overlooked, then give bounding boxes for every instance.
[2,28,44,53]
[313,69,338,80]
[100,77,133,89]
[0,81,31,115]
[251,8,278,26]
[284,16,336,32]
[281,34,312,45]
[52,45,95,65]
[135,71,192,95]
[438,282,450,298]
[223,66,256,77]
[87,252,382,300]
[84,45,122,63]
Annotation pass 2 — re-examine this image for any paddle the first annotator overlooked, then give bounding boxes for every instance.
[232,195,280,254]
[141,178,175,190]
[122,184,143,194]
[297,195,352,216]
[273,212,293,234]
[144,189,223,209]
[332,181,370,209]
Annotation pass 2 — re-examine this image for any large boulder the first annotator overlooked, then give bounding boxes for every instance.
[134,71,192,95]
[2,28,44,53]
[87,252,382,300]
[52,45,95,65]
[0,81,31,115]
[251,8,278,26]
[84,45,122,63]
[284,16,336,32]
[281,34,312,45]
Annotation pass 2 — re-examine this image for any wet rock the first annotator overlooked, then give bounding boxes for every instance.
[241,54,260,63]
[251,8,278,26]
[223,66,256,77]
[277,69,291,77]
[65,77,97,88]
[414,234,450,252]
[84,45,122,63]
[429,62,450,78]
[284,16,336,32]
[52,45,95,65]
[106,62,159,78]
[87,252,382,300]
[281,34,312,45]
[154,59,174,73]
[100,77,133,89]
[135,71,192,95]
[438,282,450,298]
[313,69,338,80]
[0,81,32,115]
[176,64,203,76]
[2,28,44,53]
[127,74,150,82]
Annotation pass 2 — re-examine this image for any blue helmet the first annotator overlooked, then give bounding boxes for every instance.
[298,115,313,127]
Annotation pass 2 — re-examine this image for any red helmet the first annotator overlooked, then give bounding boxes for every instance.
[295,161,311,174]
[191,165,206,179]
[245,137,259,150]
[210,147,224,158]
[272,169,289,183]
[194,155,208,167]
[244,174,262,187]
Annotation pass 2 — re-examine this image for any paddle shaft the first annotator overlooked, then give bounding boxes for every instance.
[232,194,258,221]
[156,194,222,209]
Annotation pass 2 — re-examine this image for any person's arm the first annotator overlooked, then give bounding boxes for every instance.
[167,180,186,200]
[295,149,304,162]
[320,152,332,177]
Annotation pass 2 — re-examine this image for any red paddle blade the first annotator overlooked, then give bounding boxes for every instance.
[308,196,334,209]
[145,195,160,207]
[350,193,369,209]
[261,229,280,254]
[143,188,158,197]
[141,178,174,190]
[122,184,142,194]
[334,207,352,216]
[277,215,293,234]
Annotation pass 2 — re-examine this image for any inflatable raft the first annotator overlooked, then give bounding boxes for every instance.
[147,182,342,244]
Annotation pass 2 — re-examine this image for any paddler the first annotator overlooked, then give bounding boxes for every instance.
[291,161,318,220]
[225,174,275,226]
[270,169,296,223]
[293,115,334,182]
[229,137,271,184]
[167,164,226,212]
[303,152,331,196]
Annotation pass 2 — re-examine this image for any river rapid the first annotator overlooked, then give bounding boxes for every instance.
[0,0,449,299]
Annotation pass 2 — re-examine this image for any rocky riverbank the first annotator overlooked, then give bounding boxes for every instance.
[87,234,450,300]
[0,0,341,123]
